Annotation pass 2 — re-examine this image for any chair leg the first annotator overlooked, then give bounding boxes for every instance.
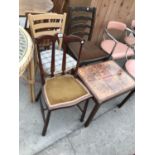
[84,103,100,127]
[117,89,135,108]
[35,88,42,102]
[42,111,51,136]
[80,99,89,122]
[39,96,46,123]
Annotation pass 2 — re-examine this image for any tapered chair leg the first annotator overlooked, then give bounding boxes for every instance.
[42,111,51,136]
[117,89,135,108]
[84,103,100,127]
[39,96,46,123]
[80,99,89,122]
[35,89,42,102]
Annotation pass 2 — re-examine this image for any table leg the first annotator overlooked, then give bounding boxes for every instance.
[84,103,100,127]
[28,58,35,102]
[117,89,135,108]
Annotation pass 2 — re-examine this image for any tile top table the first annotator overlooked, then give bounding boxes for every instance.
[78,60,135,104]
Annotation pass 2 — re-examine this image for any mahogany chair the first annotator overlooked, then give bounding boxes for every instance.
[100,21,135,60]
[67,6,109,65]
[35,34,91,136]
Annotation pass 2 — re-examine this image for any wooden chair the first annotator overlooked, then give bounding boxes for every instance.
[50,0,69,13]
[35,34,91,136]
[19,11,47,34]
[28,12,67,48]
[100,21,135,60]
[28,12,78,77]
[67,6,109,65]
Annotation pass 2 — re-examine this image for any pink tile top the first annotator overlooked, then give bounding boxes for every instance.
[78,60,135,104]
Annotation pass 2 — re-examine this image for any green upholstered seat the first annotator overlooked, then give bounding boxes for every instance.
[43,75,91,109]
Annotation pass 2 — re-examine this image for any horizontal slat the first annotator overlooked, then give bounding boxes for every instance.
[71,16,92,21]
[71,31,90,36]
[30,13,64,21]
[70,7,95,12]
[71,23,91,29]
[34,30,61,38]
[34,22,62,29]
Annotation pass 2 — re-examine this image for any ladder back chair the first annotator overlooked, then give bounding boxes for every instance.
[20,11,47,32]
[28,13,78,77]
[67,6,109,65]
[35,34,91,136]
[28,12,67,49]
[100,21,135,60]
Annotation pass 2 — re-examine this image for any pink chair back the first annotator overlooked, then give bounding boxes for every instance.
[107,21,127,31]
[107,21,127,40]
[131,20,135,29]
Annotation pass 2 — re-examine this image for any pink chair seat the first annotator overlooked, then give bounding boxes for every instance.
[125,59,135,78]
[124,36,135,46]
[101,40,134,59]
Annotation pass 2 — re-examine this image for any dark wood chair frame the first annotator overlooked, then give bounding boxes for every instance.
[67,6,96,41]
[35,34,91,136]
[67,6,109,65]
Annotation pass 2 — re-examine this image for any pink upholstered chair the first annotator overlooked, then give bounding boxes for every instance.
[124,20,135,48]
[131,20,135,30]
[125,59,135,78]
[124,47,135,78]
[100,21,135,60]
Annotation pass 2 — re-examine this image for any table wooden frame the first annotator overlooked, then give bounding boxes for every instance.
[83,88,135,127]
[78,60,135,127]
[19,26,35,102]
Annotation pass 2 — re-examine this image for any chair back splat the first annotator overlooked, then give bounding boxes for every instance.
[35,34,84,85]
[67,6,96,41]
[28,12,67,49]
